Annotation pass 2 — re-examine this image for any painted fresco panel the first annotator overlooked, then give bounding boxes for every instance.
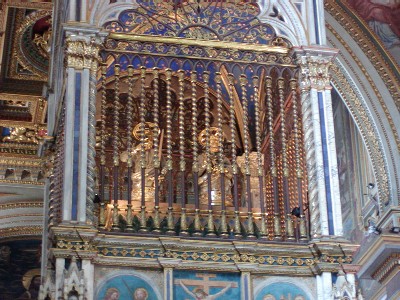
[253,276,315,300]
[96,273,161,300]
[255,282,310,300]
[0,240,41,300]
[174,270,240,299]
[346,0,400,64]
[332,89,375,242]
[332,89,358,241]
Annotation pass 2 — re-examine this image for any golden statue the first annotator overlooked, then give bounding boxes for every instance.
[198,127,233,207]
[120,122,161,203]
[2,127,38,144]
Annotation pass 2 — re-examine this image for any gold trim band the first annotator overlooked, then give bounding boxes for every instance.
[109,33,289,54]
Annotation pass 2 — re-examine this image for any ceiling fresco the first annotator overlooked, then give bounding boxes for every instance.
[341,0,400,66]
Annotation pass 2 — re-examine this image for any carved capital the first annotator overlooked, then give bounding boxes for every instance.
[294,46,339,91]
[66,38,102,69]
[64,26,107,70]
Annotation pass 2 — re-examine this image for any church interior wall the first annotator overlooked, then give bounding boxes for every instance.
[94,268,163,299]
[1,1,400,299]
[92,265,318,299]
[326,16,400,207]
[332,88,372,242]
[252,275,316,300]
[0,240,42,300]
[326,14,400,188]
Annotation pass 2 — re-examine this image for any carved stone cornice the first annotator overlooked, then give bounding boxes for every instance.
[51,224,98,240]
[50,231,357,275]
[0,179,44,185]
[51,249,98,261]
[342,264,361,274]
[372,253,400,284]
[7,0,53,10]
[0,156,42,167]
[0,93,47,128]
[0,225,42,240]
[0,202,43,210]
[293,46,339,91]
[356,234,400,284]
[64,24,107,70]
[0,155,45,184]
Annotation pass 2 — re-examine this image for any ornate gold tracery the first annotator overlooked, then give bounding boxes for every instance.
[96,1,307,241]
[104,0,290,47]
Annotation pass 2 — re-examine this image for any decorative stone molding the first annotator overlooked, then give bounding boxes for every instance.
[325,1,400,110]
[0,202,43,210]
[294,46,339,91]
[39,269,55,300]
[0,225,42,239]
[372,253,400,284]
[64,25,107,70]
[292,46,341,238]
[330,61,391,208]
[63,257,87,300]
[51,233,357,276]
[331,270,356,299]
[65,38,102,70]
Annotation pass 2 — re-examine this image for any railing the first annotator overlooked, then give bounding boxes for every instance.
[95,34,309,242]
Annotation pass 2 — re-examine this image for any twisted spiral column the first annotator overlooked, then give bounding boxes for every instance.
[295,48,340,238]
[300,89,321,238]
[86,64,98,225]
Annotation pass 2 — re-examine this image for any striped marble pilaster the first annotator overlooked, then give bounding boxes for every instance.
[63,26,106,224]
[321,89,343,236]
[295,46,340,238]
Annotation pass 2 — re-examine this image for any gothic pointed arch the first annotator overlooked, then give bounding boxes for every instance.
[101,0,292,47]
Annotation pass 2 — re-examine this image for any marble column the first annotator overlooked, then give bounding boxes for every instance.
[159,258,179,300]
[241,271,252,300]
[164,267,174,300]
[317,272,333,300]
[55,257,65,300]
[82,259,94,300]
[61,25,106,224]
[294,46,343,238]
[237,263,257,300]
